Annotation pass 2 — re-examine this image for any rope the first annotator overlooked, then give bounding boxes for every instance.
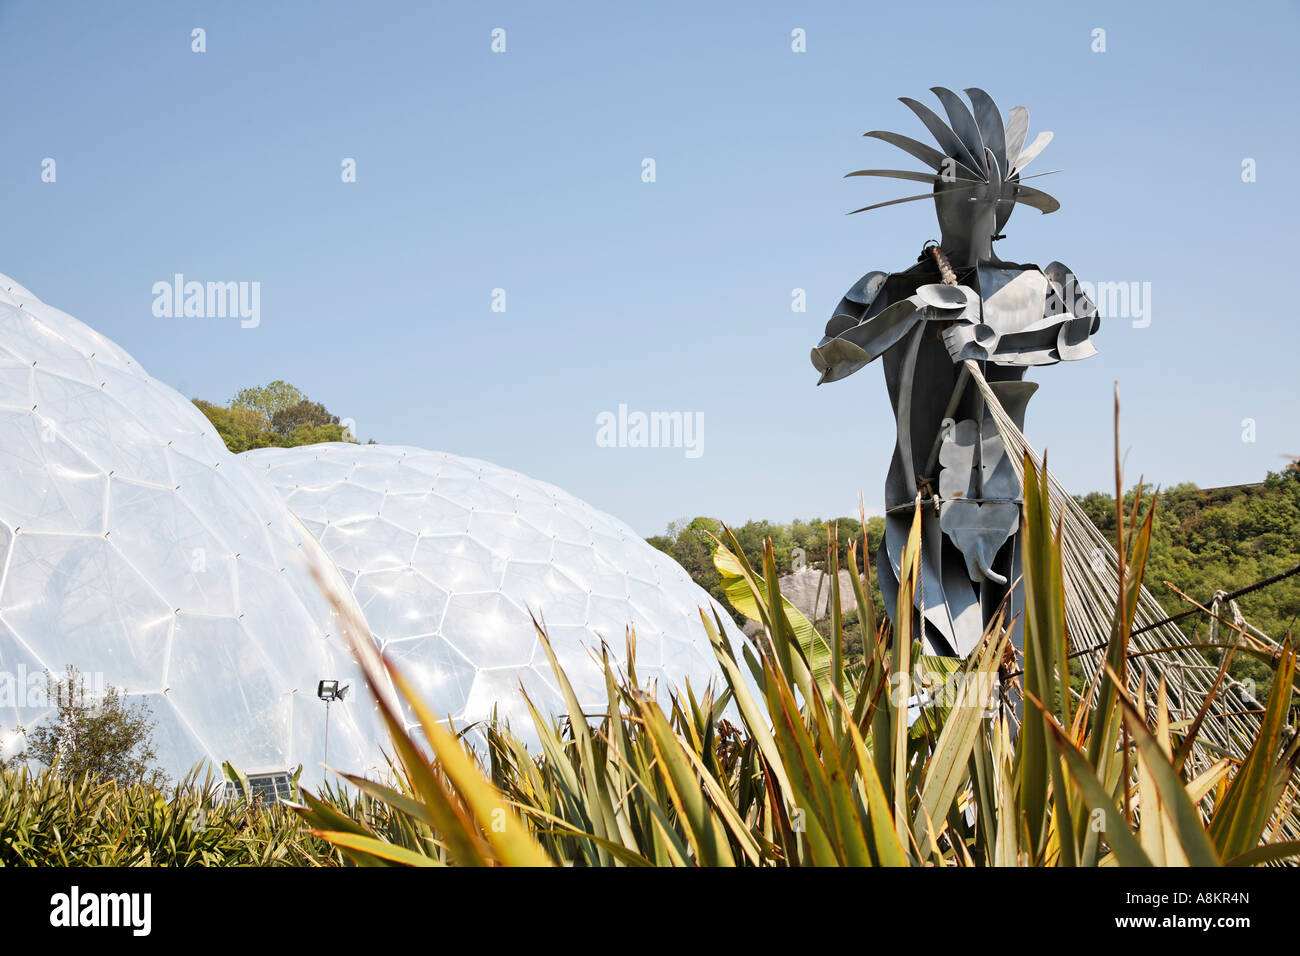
[1012,563,1298,673]
[1132,562,1300,636]
[961,359,1300,841]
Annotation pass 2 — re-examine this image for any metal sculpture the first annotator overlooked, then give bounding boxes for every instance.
[811,88,1099,660]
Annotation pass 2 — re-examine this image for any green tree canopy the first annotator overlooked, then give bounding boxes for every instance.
[271,399,337,437]
[194,381,357,452]
[647,468,1298,699]
[648,513,885,626]
[1074,466,1300,699]
[230,380,305,424]
[12,667,165,787]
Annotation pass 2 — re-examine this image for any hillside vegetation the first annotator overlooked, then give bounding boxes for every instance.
[193,379,358,452]
[649,466,1300,695]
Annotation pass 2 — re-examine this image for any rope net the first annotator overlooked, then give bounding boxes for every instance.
[964,359,1299,841]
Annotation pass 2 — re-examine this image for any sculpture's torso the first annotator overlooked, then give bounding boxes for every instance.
[812,254,1099,657]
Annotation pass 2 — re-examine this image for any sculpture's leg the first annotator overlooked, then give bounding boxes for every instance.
[892,323,927,496]
[880,506,981,658]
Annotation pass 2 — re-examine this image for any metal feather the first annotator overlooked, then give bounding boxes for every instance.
[846,176,1004,215]
[984,147,1003,192]
[1013,131,1053,174]
[929,87,988,176]
[846,192,937,215]
[1009,183,1060,214]
[963,88,1008,179]
[1003,106,1030,171]
[865,130,982,181]
[1019,169,1060,180]
[844,168,981,185]
[899,97,984,177]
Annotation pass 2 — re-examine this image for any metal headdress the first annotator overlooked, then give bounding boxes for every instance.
[847,87,1059,242]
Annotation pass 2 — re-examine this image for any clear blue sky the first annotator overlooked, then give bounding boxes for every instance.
[3,0,1297,534]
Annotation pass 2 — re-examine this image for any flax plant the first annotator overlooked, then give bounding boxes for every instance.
[296,453,1300,867]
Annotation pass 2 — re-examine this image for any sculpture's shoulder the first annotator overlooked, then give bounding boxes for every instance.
[941,258,1101,366]
[811,258,965,384]
[836,269,889,318]
[810,265,912,384]
[1041,261,1100,336]
[830,259,946,326]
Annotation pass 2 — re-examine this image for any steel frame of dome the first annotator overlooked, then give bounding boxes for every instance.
[241,443,745,740]
[0,271,745,787]
[0,273,378,787]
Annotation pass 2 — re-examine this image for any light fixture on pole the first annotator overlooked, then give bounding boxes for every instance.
[317,679,349,769]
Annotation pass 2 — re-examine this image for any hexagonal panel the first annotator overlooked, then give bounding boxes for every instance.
[0,274,377,787]
[243,443,748,737]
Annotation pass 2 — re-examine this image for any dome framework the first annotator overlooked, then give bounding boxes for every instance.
[0,274,377,786]
[242,443,744,738]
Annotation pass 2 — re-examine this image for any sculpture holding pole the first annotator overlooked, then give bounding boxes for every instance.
[811,88,1100,663]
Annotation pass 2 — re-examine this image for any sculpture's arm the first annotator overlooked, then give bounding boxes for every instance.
[812,270,978,384]
[940,261,1099,366]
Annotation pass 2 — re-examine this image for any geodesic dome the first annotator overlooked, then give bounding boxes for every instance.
[241,443,745,736]
[0,273,379,787]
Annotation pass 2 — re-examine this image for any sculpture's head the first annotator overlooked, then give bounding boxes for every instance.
[848,88,1059,266]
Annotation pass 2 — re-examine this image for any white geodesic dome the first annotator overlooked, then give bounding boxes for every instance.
[0,273,379,787]
[241,443,746,736]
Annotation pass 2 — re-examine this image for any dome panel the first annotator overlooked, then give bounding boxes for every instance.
[0,303,99,386]
[424,454,476,482]
[107,479,238,618]
[384,634,476,721]
[1,531,173,690]
[628,583,699,640]
[135,692,213,782]
[31,372,172,486]
[354,566,449,642]
[167,450,279,560]
[537,624,617,702]
[96,363,215,450]
[552,540,630,597]
[411,533,505,592]
[265,456,356,489]
[500,560,588,628]
[165,616,290,770]
[465,665,562,730]
[441,590,535,668]
[0,409,107,534]
[0,273,377,787]
[0,347,32,409]
[526,503,596,545]
[320,517,417,573]
[470,511,555,563]
[0,620,53,753]
[593,529,661,583]
[431,475,518,514]
[585,593,639,635]
[381,492,470,537]
[242,443,749,739]
[287,482,384,527]
[349,460,434,495]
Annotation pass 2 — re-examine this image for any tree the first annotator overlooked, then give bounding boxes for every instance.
[270,399,338,437]
[647,513,885,629]
[230,380,305,425]
[15,667,165,787]
[194,381,358,452]
[192,399,268,454]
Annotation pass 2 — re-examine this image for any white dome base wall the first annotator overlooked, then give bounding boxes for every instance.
[242,443,747,740]
[0,274,381,788]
